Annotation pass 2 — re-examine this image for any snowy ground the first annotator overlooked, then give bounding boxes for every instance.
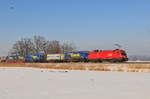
[0,67,150,99]
[127,60,150,62]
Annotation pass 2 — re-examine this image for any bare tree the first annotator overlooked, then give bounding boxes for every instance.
[10,35,77,55]
[40,40,50,55]
[11,38,34,55]
[47,40,61,54]
[32,35,48,54]
[61,42,76,53]
[41,41,76,54]
[11,36,50,55]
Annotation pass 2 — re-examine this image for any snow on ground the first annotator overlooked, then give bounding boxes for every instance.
[0,67,150,99]
[127,60,150,62]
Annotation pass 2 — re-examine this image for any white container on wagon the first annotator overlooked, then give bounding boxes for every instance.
[46,54,64,62]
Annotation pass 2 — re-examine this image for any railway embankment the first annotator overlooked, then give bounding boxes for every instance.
[0,62,150,73]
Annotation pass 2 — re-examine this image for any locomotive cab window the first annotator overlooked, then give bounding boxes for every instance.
[121,52,127,56]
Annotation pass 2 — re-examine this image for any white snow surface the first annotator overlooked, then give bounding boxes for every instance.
[127,60,150,62]
[0,67,150,99]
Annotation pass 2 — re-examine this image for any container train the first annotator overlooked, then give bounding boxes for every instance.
[0,49,128,63]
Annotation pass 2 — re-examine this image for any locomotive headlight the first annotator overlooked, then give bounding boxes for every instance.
[108,54,112,56]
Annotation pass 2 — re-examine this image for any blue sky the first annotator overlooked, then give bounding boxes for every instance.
[0,0,150,56]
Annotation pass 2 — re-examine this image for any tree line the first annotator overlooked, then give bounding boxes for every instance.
[10,35,76,56]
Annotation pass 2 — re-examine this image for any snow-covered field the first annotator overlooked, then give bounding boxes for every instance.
[127,60,150,62]
[0,67,150,99]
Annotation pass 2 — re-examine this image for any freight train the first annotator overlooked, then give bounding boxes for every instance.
[0,49,128,63]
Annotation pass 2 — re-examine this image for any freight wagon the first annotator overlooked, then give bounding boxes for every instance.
[0,57,6,63]
[4,54,44,63]
[64,51,89,62]
[5,56,25,63]
[25,54,44,62]
[46,54,64,62]
[46,51,89,62]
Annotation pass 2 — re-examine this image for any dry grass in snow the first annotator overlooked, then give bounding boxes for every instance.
[0,62,150,73]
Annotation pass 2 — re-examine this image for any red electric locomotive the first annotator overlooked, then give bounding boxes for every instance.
[87,49,128,62]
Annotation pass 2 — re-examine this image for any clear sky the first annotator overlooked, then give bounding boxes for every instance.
[0,0,150,56]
